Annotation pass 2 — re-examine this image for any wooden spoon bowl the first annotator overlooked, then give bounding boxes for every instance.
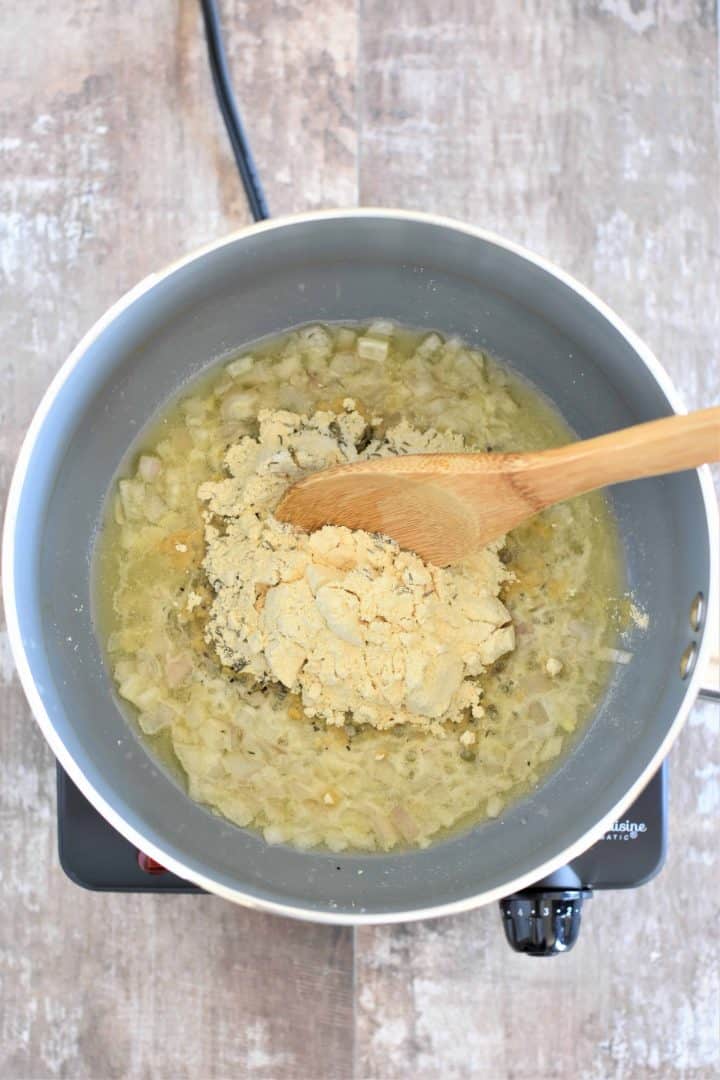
[276,407,720,565]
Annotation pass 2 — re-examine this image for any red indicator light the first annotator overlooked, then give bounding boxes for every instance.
[137,851,168,875]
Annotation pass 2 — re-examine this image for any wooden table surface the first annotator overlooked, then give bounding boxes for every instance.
[1,3,718,1077]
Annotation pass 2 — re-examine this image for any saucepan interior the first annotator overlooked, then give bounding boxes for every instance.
[5,211,715,921]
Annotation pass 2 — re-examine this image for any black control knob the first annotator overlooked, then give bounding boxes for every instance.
[499,889,590,956]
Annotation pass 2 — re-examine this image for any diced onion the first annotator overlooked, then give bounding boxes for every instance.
[540,735,564,762]
[221,390,257,420]
[390,805,420,842]
[138,454,162,481]
[357,336,389,362]
[225,355,254,378]
[139,702,175,735]
[335,328,357,349]
[415,333,443,357]
[165,652,194,688]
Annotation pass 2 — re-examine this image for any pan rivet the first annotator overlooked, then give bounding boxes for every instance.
[680,642,697,680]
[689,593,704,632]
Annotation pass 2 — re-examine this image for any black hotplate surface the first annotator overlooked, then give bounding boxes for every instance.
[56,762,666,895]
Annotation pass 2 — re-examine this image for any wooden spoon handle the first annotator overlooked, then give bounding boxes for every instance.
[275,405,719,564]
[533,406,720,505]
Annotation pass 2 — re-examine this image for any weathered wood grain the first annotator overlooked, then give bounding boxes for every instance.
[0,2,356,1078]
[359,0,720,411]
[356,2,719,1078]
[1,0,718,1078]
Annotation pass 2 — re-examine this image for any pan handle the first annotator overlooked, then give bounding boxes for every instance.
[698,687,720,704]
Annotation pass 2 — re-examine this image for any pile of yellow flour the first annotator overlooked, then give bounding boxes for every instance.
[198,401,514,731]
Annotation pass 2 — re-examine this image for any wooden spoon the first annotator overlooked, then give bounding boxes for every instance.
[275,407,720,565]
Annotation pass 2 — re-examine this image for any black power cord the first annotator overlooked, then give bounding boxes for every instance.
[199,0,270,221]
